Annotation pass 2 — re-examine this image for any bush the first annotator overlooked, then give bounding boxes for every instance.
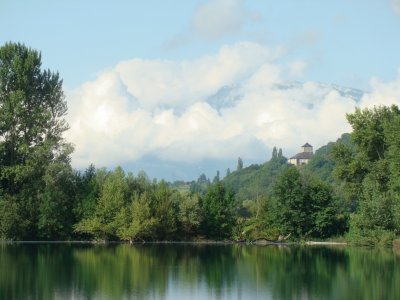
[346,228,395,247]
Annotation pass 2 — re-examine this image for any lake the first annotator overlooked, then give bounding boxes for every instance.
[1,242,399,299]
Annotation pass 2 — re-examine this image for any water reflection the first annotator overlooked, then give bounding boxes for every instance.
[0,243,399,299]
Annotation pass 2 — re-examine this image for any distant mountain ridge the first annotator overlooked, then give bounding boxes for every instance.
[206,81,365,111]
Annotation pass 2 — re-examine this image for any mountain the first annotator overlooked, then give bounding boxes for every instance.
[206,81,365,111]
[206,84,242,110]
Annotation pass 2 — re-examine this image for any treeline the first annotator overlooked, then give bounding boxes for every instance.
[0,157,347,242]
[1,42,399,245]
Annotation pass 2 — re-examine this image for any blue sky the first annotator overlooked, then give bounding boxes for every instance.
[2,0,400,89]
[1,0,400,180]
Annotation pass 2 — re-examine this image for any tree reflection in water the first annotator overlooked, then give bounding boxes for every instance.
[0,243,399,300]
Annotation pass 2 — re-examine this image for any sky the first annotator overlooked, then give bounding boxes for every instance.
[1,0,400,181]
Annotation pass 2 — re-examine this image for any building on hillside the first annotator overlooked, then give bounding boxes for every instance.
[288,143,313,166]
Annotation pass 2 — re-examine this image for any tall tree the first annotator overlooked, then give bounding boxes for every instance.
[200,181,235,239]
[333,105,400,245]
[152,180,178,239]
[178,194,202,238]
[74,167,128,240]
[213,170,220,183]
[237,157,243,171]
[278,148,283,158]
[272,166,343,238]
[38,161,77,240]
[272,147,278,159]
[0,42,71,239]
[272,167,308,237]
[74,164,100,222]
[117,191,157,242]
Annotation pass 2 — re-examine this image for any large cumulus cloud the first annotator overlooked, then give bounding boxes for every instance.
[65,42,400,170]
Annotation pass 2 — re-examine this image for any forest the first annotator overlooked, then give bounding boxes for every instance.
[1,42,399,246]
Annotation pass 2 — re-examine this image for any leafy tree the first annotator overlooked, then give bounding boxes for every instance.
[385,114,400,231]
[273,167,308,237]
[272,166,343,238]
[0,195,24,240]
[223,154,287,202]
[75,167,128,240]
[200,182,235,239]
[38,161,77,240]
[117,192,157,242]
[152,180,178,239]
[304,134,351,183]
[0,42,71,239]
[347,175,395,246]
[333,105,400,245]
[190,173,210,195]
[347,106,399,161]
[197,173,208,184]
[74,164,101,222]
[178,194,202,237]
[307,177,345,237]
[238,196,278,241]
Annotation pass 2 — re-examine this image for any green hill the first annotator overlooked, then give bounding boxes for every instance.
[303,133,352,183]
[221,133,352,203]
[223,156,288,202]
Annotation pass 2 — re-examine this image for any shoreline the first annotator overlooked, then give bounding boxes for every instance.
[0,239,347,246]
[304,241,347,245]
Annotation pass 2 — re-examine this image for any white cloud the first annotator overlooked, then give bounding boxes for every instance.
[191,0,259,40]
[391,0,400,16]
[65,42,400,171]
[163,0,261,49]
[288,60,307,78]
[115,42,282,110]
[359,71,400,108]
[66,42,282,167]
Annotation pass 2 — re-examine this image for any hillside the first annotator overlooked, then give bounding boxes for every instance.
[220,133,351,201]
[172,133,353,205]
[223,156,288,202]
[303,133,352,183]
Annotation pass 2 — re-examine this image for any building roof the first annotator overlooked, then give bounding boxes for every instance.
[302,142,313,147]
[289,152,313,160]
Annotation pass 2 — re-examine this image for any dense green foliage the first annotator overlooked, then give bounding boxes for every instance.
[200,182,235,239]
[223,154,287,202]
[0,42,73,240]
[1,42,399,245]
[272,167,346,238]
[303,133,351,183]
[332,105,400,246]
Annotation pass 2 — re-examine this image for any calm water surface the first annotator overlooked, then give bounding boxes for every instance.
[1,243,399,300]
